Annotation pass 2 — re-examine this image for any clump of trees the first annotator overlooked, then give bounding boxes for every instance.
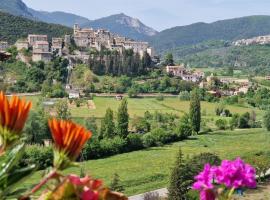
[89,48,152,76]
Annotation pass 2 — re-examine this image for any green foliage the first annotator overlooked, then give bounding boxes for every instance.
[21,145,53,170]
[190,88,201,134]
[84,117,98,135]
[89,49,152,76]
[110,173,125,193]
[164,53,174,66]
[99,108,115,139]
[244,152,270,181]
[55,100,71,120]
[117,99,129,138]
[168,149,191,200]
[177,114,192,139]
[24,110,50,144]
[0,144,36,199]
[0,11,72,44]
[215,119,228,130]
[150,15,270,56]
[263,110,270,131]
[178,91,190,101]
[126,134,144,151]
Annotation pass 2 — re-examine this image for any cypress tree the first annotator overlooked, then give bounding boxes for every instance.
[117,98,129,138]
[99,108,115,139]
[168,148,191,200]
[190,88,201,134]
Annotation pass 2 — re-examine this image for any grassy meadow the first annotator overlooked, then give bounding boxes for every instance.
[22,128,270,196]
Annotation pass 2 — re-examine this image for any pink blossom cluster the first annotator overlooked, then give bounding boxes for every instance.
[192,158,257,200]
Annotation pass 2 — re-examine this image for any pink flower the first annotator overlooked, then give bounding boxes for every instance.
[213,158,256,189]
[68,174,91,186]
[81,188,99,200]
[193,164,214,190]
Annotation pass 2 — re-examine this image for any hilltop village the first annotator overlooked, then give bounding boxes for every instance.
[0,24,154,64]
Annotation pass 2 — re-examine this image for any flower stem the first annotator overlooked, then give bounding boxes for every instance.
[31,169,59,194]
[227,187,235,200]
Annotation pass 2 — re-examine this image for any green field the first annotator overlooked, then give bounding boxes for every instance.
[22,128,270,196]
[70,97,263,119]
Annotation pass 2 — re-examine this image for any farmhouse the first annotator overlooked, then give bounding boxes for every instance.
[166,65,186,76]
[68,90,80,99]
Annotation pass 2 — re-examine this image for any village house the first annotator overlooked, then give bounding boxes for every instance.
[33,41,49,52]
[28,34,48,47]
[0,41,8,51]
[166,65,186,76]
[15,39,29,51]
[52,38,63,56]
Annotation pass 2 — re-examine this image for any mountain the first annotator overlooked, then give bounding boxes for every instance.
[0,0,32,18]
[28,9,90,27]
[82,13,158,40]
[149,15,270,55]
[0,0,157,40]
[0,11,72,43]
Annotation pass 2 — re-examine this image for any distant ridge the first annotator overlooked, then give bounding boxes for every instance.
[148,15,270,54]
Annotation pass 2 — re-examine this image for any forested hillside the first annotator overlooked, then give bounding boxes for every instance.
[149,15,270,55]
[0,11,72,43]
[181,44,270,75]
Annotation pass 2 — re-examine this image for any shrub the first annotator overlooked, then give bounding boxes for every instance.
[244,154,270,181]
[177,114,192,139]
[99,137,127,156]
[215,119,228,130]
[21,145,53,170]
[142,132,157,148]
[178,91,190,101]
[126,133,144,151]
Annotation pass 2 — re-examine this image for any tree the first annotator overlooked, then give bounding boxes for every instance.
[165,53,174,66]
[117,99,129,138]
[177,114,192,139]
[99,108,115,139]
[110,173,124,193]
[84,117,98,135]
[190,88,201,134]
[263,110,270,131]
[168,148,191,200]
[55,100,71,120]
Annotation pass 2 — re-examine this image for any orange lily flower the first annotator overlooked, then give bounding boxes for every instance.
[48,119,92,161]
[0,91,32,133]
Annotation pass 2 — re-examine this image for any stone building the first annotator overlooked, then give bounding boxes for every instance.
[28,34,48,47]
[15,39,29,51]
[0,41,8,51]
[52,38,63,56]
[33,41,49,53]
[166,65,186,76]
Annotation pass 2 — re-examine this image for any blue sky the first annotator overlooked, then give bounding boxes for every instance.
[24,0,270,31]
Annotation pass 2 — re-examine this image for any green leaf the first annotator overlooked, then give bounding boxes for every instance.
[0,143,25,177]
